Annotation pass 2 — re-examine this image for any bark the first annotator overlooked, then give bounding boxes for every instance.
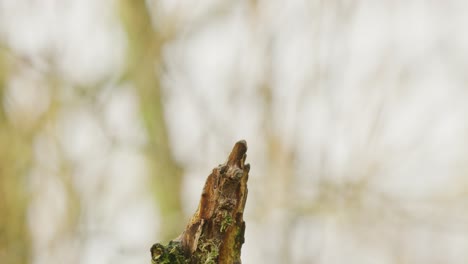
[151,140,250,264]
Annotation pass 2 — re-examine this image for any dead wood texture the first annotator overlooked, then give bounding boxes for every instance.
[150,140,250,264]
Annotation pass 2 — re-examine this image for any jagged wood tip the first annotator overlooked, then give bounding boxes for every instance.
[151,140,250,264]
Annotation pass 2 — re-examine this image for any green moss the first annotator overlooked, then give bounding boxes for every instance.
[151,241,188,264]
[193,239,219,264]
[220,212,233,233]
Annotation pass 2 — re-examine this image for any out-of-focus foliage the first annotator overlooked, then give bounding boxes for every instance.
[0,0,184,262]
[2,1,468,264]
[118,0,184,240]
[0,48,31,264]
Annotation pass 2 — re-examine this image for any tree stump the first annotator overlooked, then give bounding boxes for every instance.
[151,140,250,264]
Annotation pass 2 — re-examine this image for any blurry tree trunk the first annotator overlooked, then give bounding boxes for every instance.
[118,0,184,240]
[151,141,250,264]
[0,48,31,264]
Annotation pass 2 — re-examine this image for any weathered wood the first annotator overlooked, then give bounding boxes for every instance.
[151,140,250,264]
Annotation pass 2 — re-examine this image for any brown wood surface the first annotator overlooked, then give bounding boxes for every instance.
[151,140,250,264]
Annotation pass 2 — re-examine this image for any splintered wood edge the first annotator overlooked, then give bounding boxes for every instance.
[227,140,248,168]
[186,140,249,262]
[151,140,250,264]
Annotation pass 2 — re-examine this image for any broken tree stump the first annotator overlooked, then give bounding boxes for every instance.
[151,140,250,264]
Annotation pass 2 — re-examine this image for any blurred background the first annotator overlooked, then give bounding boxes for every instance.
[1,0,468,263]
